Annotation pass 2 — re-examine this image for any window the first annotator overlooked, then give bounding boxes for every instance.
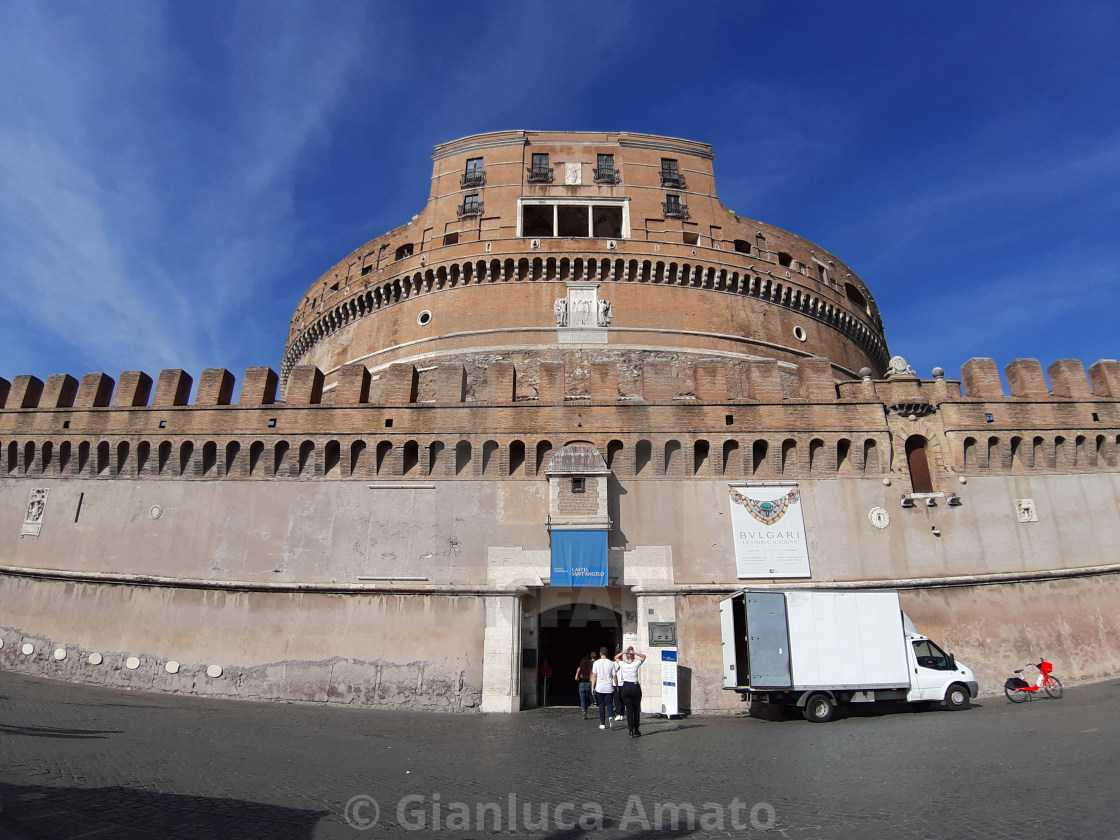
[905,435,934,493]
[461,157,485,188]
[528,153,553,183]
[594,153,619,184]
[518,198,628,238]
[733,239,751,254]
[572,477,585,493]
[663,194,689,219]
[660,158,686,188]
[777,252,793,268]
[394,243,413,261]
[443,232,459,246]
[458,194,483,218]
[912,639,953,671]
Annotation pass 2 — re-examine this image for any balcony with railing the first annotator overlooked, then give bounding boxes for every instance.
[457,199,484,219]
[460,169,487,188]
[660,170,687,189]
[593,166,620,185]
[526,165,555,184]
[662,200,690,220]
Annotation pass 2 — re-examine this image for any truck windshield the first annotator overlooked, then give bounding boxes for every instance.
[912,639,953,670]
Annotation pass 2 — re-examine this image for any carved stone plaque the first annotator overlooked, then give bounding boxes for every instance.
[22,488,48,537]
[1016,499,1038,523]
[555,283,610,344]
[564,162,581,185]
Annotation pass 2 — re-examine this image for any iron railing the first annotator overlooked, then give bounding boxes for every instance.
[457,200,484,219]
[460,169,487,188]
[593,166,620,184]
[527,165,554,184]
[660,171,687,189]
[662,201,690,220]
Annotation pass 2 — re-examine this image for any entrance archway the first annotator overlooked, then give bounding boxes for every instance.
[538,604,621,706]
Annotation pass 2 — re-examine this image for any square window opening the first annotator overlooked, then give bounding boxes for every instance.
[522,204,554,238]
[384,418,393,428]
[683,231,699,245]
[572,477,585,494]
[443,232,459,246]
[592,206,623,238]
[557,205,589,237]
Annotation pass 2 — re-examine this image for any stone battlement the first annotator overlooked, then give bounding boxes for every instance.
[2,357,1119,412]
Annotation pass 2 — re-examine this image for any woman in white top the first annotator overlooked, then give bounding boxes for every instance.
[614,646,647,736]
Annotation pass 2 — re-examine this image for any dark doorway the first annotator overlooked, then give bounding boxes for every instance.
[538,604,622,706]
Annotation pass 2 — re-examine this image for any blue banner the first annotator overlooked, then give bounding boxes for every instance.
[550,530,608,587]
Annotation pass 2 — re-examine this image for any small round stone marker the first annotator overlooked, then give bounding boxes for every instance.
[21,643,34,656]
[125,656,141,670]
[206,664,223,679]
[53,647,67,661]
[165,660,180,674]
[88,652,104,665]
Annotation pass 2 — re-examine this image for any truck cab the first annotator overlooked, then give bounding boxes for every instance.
[905,633,978,706]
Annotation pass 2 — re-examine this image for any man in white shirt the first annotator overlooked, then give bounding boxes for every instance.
[590,648,616,729]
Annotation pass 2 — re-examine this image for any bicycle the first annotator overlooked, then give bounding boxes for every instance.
[1004,659,1063,702]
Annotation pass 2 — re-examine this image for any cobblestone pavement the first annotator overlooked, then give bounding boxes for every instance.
[1,672,1118,839]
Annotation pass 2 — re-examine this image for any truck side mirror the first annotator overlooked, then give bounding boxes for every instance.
[948,653,957,670]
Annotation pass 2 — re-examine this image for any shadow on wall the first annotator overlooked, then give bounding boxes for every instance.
[0,783,327,839]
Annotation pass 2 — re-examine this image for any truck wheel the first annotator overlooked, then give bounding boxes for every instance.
[803,693,835,723]
[944,683,970,710]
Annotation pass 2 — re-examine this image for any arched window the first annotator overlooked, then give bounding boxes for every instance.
[59,441,71,474]
[606,440,624,472]
[482,440,499,475]
[455,440,472,476]
[863,439,879,473]
[664,440,681,475]
[808,439,825,473]
[136,441,150,475]
[225,441,240,476]
[157,441,172,475]
[836,439,852,474]
[249,441,264,476]
[97,441,111,475]
[298,441,315,476]
[350,440,367,476]
[962,437,977,472]
[117,441,131,475]
[752,440,768,475]
[24,441,36,474]
[41,441,54,474]
[5,441,16,474]
[535,440,553,475]
[693,440,709,475]
[987,436,1000,470]
[274,441,289,476]
[179,442,194,476]
[722,440,739,475]
[781,439,797,474]
[905,435,934,493]
[402,440,419,475]
[324,440,341,477]
[1032,437,1046,470]
[509,440,526,476]
[375,441,392,475]
[428,440,445,476]
[78,441,90,474]
[635,440,652,475]
[202,442,217,476]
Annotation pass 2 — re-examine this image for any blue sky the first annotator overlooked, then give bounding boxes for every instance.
[2,2,1118,395]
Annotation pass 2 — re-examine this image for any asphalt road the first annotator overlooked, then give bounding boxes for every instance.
[1,672,1118,839]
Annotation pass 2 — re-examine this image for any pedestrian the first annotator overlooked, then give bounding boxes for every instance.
[574,654,594,719]
[539,659,552,707]
[614,646,647,737]
[590,647,616,729]
[611,657,625,723]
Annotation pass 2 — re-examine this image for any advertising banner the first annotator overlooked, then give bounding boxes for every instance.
[727,483,811,578]
[549,529,608,587]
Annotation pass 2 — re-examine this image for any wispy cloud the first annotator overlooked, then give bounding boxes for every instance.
[0,2,372,382]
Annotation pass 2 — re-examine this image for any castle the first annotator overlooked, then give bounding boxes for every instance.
[2,130,1118,713]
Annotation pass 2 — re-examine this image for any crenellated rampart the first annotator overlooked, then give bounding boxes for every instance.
[2,357,1117,484]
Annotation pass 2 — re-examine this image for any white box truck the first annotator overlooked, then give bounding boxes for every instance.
[720,589,978,722]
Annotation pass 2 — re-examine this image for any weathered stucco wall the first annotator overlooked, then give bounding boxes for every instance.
[0,574,485,710]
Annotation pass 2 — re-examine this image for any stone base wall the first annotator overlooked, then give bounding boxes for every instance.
[0,575,485,711]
